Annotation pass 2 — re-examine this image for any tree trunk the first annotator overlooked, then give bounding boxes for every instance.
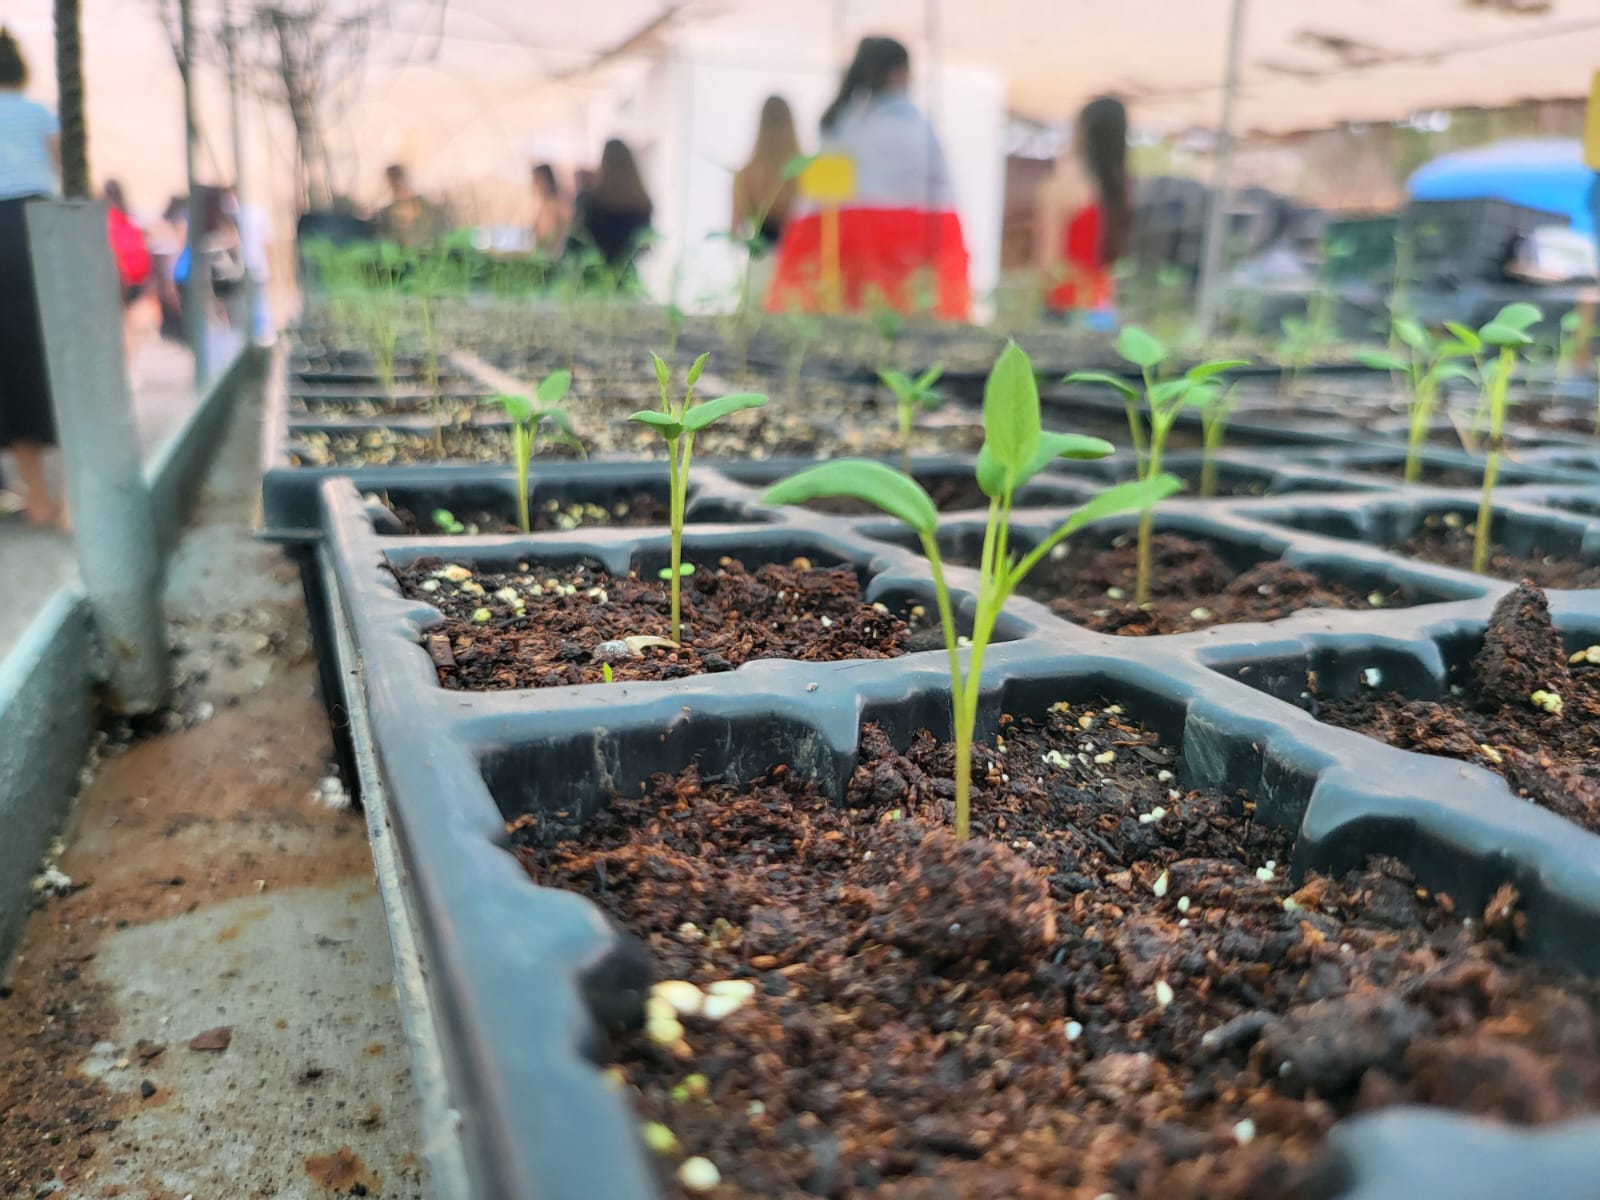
[53,0,89,197]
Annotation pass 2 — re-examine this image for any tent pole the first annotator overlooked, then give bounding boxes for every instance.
[1193,0,1247,341]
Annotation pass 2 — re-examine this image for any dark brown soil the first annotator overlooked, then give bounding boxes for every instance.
[1320,583,1600,829]
[1392,515,1600,589]
[395,557,909,689]
[388,492,669,536]
[515,703,1600,1199]
[1019,534,1406,636]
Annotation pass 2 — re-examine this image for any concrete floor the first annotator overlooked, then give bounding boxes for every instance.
[0,386,425,1199]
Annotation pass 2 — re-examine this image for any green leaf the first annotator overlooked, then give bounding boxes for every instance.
[1436,340,1476,360]
[981,341,1041,491]
[878,369,915,399]
[1560,309,1582,333]
[1356,350,1408,372]
[1394,317,1429,351]
[1444,322,1481,352]
[538,406,577,437]
[780,153,816,182]
[762,460,938,535]
[628,410,684,438]
[1150,379,1191,410]
[682,392,768,433]
[1064,371,1138,403]
[978,431,1115,496]
[1062,474,1184,533]
[651,353,670,391]
[536,370,572,405]
[1479,322,1533,348]
[657,563,696,580]
[1185,359,1249,384]
[687,352,711,387]
[498,392,534,424]
[1115,326,1166,370]
[1489,302,1541,334]
[914,363,945,392]
[1431,362,1477,384]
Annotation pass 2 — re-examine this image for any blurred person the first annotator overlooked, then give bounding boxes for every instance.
[732,95,801,251]
[172,185,245,340]
[378,163,442,248]
[531,163,571,254]
[1037,95,1130,329]
[0,26,63,526]
[224,185,274,344]
[570,139,653,274]
[104,179,154,353]
[767,36,969,320]
[148,195,188,342]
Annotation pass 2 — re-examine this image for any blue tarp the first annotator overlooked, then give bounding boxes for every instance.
[1407,138,1596,233]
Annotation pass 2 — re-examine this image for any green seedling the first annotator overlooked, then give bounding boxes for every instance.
[1194,382,1241,499]
[1067,327,1246,605]
[432,508,465,535]
[1467,302,1542,574]
[1356,316,1476,485]
[601,662,614,684]
[499,371,582,534]
[763,341,1180,841]
[879,363,945,472]
[629,354,768,642]
[871,299,902,361]
[400,247,472,456]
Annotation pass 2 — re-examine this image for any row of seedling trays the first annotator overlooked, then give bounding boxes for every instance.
[264,331,1600,1200]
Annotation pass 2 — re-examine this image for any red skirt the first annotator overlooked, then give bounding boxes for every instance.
[1046,203,1113,312]
[766,207,971,320]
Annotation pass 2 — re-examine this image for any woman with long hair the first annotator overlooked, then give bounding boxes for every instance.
[571,138,653,271]
[732,95,801,250]
[531,162,571,254]
[1039,95,1131,326]
[767,36,970,320]
[0,27,63,525]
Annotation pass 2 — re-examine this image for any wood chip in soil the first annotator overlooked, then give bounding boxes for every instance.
[394,556,910,689]
[1018,534,1406,636]
[515,701,1600,1198]
[1320,581,1600,829]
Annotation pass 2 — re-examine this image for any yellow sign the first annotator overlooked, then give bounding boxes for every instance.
[800,154,856,205]
[1586,70,1600,172]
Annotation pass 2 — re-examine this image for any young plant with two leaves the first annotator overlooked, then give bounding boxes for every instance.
[1356,316,1476,485]
[763,342,1179,842]
[1067,327,1246,605]
[498,371,583,534]
[1454,303,1543,574]
[629,355,768,643]
[879,363,945,472]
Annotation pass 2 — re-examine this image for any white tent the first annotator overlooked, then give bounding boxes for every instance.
[9,0,1600,313]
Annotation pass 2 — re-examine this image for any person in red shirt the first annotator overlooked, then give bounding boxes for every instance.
[1038,96,1130,329]
[766,36,970,321]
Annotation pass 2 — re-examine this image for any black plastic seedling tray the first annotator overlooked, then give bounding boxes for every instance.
[313,456,1600,1199]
